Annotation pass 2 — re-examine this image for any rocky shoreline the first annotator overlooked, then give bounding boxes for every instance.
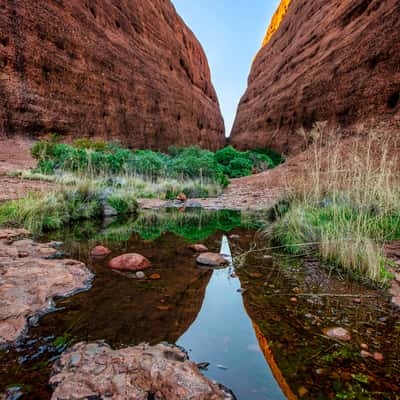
[50,342,235,400]
[0,229,93,347]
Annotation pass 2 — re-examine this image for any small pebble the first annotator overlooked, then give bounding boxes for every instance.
[136,271,145,279]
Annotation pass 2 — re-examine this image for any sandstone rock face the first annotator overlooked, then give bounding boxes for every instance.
[0,229,92,346]
[50,342,234,400]
[231,0,400,154]
[0,0,225,150]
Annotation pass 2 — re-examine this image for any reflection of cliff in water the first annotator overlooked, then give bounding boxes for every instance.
[31,232,214,346]
[240,255,400,398]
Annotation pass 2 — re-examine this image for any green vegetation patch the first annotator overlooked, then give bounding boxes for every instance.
[31,140,284,185]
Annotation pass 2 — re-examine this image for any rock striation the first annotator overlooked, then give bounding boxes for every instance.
[0,229,92,346]
[231,0,400,155]
[0,0,225,150]
[50,342,234,400]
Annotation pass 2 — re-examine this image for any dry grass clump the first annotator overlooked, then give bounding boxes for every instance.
[268,123,400,283]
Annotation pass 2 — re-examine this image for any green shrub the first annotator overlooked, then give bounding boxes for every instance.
[73,138,108,152]
[31,141,55,160]
[251,148,285,167]
[107,193,138,215]
[30,140,283,189]
[215,146,246,166]
[226,157,253,178]
[131,150,167,177]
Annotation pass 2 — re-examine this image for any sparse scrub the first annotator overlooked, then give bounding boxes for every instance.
[0,181,139,234]
[30,140,282,187]
[0,183,102,233]
[266,125,400,283]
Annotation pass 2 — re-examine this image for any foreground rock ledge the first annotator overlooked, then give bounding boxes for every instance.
[0,229,92,346]
[50,342,235,400]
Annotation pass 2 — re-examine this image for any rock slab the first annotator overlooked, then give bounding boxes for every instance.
[0,0,225,150]
[50,342,234,400]
[0,229,92,346]
[231,0,400,154]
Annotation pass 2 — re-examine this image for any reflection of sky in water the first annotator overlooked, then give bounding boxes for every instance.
[177,236,286,400]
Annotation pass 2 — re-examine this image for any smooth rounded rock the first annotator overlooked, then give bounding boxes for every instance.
[108,254,151,272]
[322,327,352,342]
[136,271,146,279]
[189,244,209,253]
[90,246,111,258]
[196,252,228,267]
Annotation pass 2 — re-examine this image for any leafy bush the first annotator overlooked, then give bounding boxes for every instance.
[226,157,253,178]
[31,139,283,187]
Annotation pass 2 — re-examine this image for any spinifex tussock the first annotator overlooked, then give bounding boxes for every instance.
[267,124,400,283]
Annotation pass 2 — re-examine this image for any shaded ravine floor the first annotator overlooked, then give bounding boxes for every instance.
[1,210,399,399]
[0,137,283,209]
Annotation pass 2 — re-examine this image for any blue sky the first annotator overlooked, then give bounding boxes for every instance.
[171,0,280,135]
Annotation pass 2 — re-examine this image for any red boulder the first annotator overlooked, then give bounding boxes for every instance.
[91,246,111,258]
[109,254,151,271]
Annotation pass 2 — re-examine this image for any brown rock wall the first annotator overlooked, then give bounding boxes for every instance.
[0,0,225,150]
[231,0,400,154]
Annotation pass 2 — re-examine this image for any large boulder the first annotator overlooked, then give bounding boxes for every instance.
[50,342,235,400]
[108,253,151,271]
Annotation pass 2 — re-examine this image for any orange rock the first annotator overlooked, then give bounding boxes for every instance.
[373,352,384,361]
[177,193,188,202]
[298,386,308,397]
[248,272,263,279]
[150,274,161,280]
[157,305,170,311]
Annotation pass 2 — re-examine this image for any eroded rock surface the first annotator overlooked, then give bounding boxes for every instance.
[50,342,234,400]
[0,0,225,150]
[231,0,400,154]
[0,229,92,346]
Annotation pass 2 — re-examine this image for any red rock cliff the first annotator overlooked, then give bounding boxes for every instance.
[0,0,225,150]
[231,0,400,155]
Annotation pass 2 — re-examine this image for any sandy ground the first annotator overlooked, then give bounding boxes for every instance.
[0,137,53,202]
[0,137,287,209]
